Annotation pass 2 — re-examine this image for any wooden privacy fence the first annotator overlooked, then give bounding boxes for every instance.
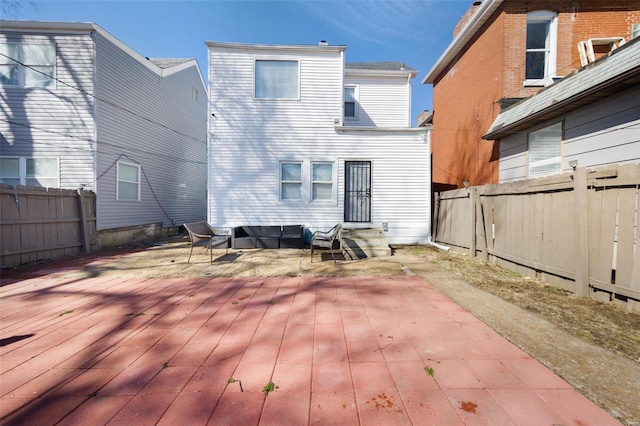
[433,164,640,310]
[0,184,97,269]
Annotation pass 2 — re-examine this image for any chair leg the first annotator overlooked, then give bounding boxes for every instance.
[187,245,194,264]
[310,245,314,262]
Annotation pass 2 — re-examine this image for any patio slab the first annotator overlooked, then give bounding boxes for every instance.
[0,274,622,425]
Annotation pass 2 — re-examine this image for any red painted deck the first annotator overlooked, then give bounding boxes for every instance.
[0,273,621,425]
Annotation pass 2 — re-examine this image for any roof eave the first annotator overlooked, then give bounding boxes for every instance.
[346,69,418,78]
[422,0,504,84]
[205,41,346,52]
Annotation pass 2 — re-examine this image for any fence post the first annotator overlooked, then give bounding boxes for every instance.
[432,192,440,242]
[469,188,477,257]
[574,167,590,297]
[77,189,91,253]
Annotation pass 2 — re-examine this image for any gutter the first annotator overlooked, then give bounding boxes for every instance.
[422,0,503,84]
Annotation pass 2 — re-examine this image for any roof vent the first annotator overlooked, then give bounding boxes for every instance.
[318,40,328,46]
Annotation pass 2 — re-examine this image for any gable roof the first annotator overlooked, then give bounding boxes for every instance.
[422,0,504,84]
[0,20,206,89]
[483,37,640,140]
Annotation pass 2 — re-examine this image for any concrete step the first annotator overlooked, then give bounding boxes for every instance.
[341,228,391,260]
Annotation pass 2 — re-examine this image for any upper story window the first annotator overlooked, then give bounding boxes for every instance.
[255,60,299,99]
[344,86,358,119]
[525,11,557,86]
[528,122,562,178]
[0,157,59,188]
[117,161,140,201]
[0,42,55,88]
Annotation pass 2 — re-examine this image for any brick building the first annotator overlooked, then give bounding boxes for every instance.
[422,0,640,190]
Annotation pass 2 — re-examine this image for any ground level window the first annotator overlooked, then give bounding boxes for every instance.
[528,122,562,178]
[117,161,140,201]
[0,156,59,188]
[280,162,302,201]
[312,162,333,201]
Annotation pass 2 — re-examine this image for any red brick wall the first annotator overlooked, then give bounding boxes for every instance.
[431,0,640,188]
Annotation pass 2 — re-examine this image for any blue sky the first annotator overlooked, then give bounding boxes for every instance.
[9,0,471,124]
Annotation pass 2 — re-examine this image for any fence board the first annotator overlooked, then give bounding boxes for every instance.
[0,186,97,269]
[434,163,640,310]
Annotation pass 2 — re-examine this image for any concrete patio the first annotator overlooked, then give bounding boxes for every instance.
[0,257,622,425]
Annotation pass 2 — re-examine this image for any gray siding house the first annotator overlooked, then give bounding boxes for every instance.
[0,21,208,243]
[484,37,640,182]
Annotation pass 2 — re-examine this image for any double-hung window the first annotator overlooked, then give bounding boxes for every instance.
[525,11,557,85]
[0,157,59,188]
[528,122,563,178]
[344,86,358,119]
[280,162,302,201]
[117,161,140,201]
[312,162,333,201]
[0,42,55,88]
[255,60,299,99]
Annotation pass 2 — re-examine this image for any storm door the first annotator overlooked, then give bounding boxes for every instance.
[344,161,371,223]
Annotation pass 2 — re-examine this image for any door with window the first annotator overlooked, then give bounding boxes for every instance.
[344,161,371,223]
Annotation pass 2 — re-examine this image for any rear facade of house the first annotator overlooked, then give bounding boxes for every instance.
[0,21,208,241]
[423,0,640,190]
[207,42,431,244]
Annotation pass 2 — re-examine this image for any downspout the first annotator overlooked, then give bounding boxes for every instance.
[90,28,100,229]
[206,45,212,224]
[407,73,412,127]
[427,237,450,251]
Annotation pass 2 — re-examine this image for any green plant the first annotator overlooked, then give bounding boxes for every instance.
[231,301,238,305]
[125,312,145,317]
[227,377,244,391]
[424,366,435,377]
[262,381,278,396]
[268,300,276,305]
[59,310,74,317]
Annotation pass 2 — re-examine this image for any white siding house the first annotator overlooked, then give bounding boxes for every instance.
[484,37,640,182]
[0,20,208,240]
[206,42,431,244]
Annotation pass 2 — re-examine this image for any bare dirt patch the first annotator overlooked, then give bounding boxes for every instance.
[4,236,639,424]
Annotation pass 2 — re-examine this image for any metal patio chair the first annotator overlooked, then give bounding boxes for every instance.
[184,221,229,264]
[310,223,343,263]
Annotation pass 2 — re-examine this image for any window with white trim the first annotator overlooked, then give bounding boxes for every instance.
[117,161,140,201]
[344,86,358,119]
[525,11,557,85]
[312,162,333,201]
[528,122,562,178]
[0,157,59,188]
[280,162,302,201]
[255,60,299,99]
[0,42,55,88]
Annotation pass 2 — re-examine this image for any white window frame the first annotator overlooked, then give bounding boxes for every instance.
[0,42,56,88]
[279,161,303,202]
[527,121,563,179]
[524,11,557,87]
[344,85,359,120]
[116,161,141,201]
[311,161,336,202]
[254,59,300,100]
[0,156,59,188]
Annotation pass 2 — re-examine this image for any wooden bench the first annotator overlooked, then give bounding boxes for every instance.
[183,221,229,264]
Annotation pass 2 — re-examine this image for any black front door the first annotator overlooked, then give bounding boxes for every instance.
[344,161,371,223]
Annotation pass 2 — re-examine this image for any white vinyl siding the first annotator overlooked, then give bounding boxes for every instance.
[528,122,562,178]
[344,74,411,127]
